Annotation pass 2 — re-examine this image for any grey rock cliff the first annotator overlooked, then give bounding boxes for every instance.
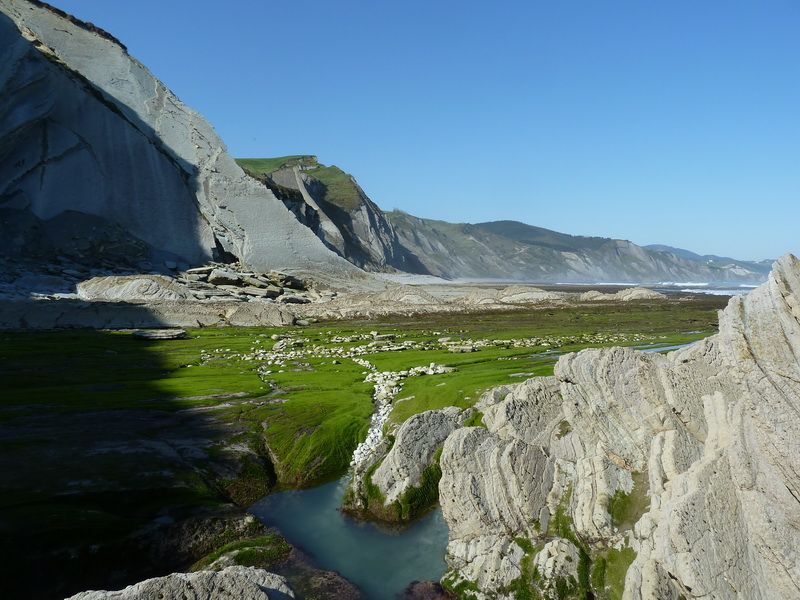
[0,1,357,276]
[438,254,800,598]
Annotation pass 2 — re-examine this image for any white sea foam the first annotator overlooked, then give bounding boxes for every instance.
[680,288,752,296]
[662,282,709,287]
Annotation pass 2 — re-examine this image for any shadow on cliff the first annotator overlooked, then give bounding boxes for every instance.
[0,316,275,600]
[0,7,233,269]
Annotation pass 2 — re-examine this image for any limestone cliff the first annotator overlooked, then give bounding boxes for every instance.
[438,254,800,598]
[0,1,357,276]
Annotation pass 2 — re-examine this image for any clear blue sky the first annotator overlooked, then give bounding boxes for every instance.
[54,0,798,260]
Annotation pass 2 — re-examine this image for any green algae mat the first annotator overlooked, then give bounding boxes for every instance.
[0,297,725,598]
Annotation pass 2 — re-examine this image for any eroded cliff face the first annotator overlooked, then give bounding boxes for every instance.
[438,254,800,599]
[0,1,356,275]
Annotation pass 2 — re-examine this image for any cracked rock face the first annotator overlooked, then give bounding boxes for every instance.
[532,539,580,597]
[66,566,295,600]
[438,254,800,599]
[0,1,356,275]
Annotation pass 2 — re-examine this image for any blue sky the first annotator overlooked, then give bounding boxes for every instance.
[54,0,798,260]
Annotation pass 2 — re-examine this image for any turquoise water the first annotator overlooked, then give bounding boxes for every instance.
[250,477,450,599]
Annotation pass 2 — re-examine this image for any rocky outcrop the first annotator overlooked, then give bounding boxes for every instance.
[460,286,568,308]
[346,362,456,515]
[66,566,294,600]
[372,407,464,505]
[579,287,667,302]
[0,296,296,329]
[364,407,464,520]
[77,275,194,302]
[0,1,357,276]
[1,264,332,328]
[438,254,800,598]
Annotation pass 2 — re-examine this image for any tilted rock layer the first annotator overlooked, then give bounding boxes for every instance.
[439,254,800,598]
[372,407,464,507]
[0,1,356,275]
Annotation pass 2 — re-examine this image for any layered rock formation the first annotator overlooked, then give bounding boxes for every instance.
[0,262,327,328]
[372,407,465,507]
[0,0,768,290]
[66,566,294,600]
[0,1,356,276]
[354,407,466,521]
[438,254,800,598]
[579,287,666,302]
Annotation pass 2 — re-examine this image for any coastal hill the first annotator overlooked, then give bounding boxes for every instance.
[0,0,765,287]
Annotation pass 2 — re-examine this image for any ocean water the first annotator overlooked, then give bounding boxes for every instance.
[250,477,450,599]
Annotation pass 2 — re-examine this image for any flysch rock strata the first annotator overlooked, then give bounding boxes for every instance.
[0,0,358,276]
[371,406,465,506]
[438,254,800,599]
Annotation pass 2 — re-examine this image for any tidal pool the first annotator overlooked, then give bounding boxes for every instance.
[250,477,450,599]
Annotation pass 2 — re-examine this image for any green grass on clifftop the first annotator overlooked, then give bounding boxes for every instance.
[236,156,316,176]
[236,155,364,212]
[303,164,364,211]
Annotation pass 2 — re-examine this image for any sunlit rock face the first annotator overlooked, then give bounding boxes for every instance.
[0,1,356,275]
[439,254,800,599]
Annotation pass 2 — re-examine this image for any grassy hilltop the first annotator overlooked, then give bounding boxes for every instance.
[237,156,364,211]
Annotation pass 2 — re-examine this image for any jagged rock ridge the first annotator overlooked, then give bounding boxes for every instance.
[437,254,800,598]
